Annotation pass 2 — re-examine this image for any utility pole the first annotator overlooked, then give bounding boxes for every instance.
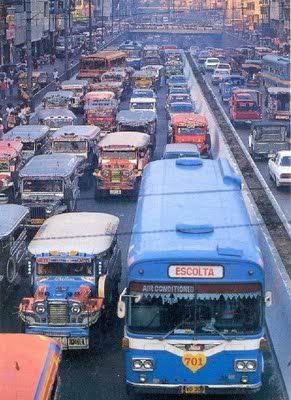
[88,0,93,51]
[64,0,69,78]
[101,0,104,41]
[111,0,114,35]
[25,0,33,109]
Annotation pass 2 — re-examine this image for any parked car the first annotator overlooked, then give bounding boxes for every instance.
[268,150,291,187]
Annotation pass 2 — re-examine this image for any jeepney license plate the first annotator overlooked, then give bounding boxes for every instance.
[182,386,205,394]
[52,337,68,347]
[68,337,89,348]
[110,189,122,195]
[31,218,45,225]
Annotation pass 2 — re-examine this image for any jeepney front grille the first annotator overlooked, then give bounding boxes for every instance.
[111,169,121,183]
[48,302,68,325]
[30,206,46,219]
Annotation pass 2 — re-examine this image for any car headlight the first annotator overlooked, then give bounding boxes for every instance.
[235,360,257,372]
[71,303,81,314]
[34,302,46,314]
[132,359,154,371]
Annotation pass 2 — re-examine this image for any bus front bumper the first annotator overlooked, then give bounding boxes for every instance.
[126,381,262,395]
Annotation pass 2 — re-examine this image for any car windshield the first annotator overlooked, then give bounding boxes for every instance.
[128,283,262,336]
[170,104,194,113]
[102,150,136,160]
[36,261,93,276]
[131,102,155,110]
[52,140,87,153]
[0,160,10,172]
[23,179,63,192]
[280,156,291,166]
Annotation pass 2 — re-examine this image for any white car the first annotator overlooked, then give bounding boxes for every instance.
[211,69,230,85]
[204,57,220,71]
[268,150,291,187]
[215,63,232,75]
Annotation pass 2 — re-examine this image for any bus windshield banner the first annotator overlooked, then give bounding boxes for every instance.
[168,265,224,278]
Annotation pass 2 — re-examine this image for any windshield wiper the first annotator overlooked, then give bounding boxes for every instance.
[159,318,192,341]
[201,319,232,341]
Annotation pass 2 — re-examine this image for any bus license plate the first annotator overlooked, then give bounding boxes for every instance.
[110,189,121,195]
[68,337,89,348]
[182,386,205,394]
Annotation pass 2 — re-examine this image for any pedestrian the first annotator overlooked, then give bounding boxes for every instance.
[0,118,4,139]
[33,59,38,70]
[0,79,7,100]
[53,69,59,82]
[6,111,17,130]
[6,103,14,115]
[6,76,14,97]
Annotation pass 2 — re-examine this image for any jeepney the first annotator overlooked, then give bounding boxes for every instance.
[229,89,262,125]
[143,45,161,66]
[60,80,88,113]
[88,81,124,102]
[0,141,23,204]
[42,91,74,110]
[83,91,118,132]
[3,125,50,161]
[19,154,81,228]
[165,61,184,78]
[141,65,163,88]
[0,205,29,299]
[117,110,157,152]
[94,131,150,197]
[266,87,290,120]
[219,75,245,103]
[132,70,156,90]
[34,109,77,132]
[129,97,156,113]
[169,113,211,157]
[249,122,290,159]
[19,212,121,350]
[241,60,262,87]
[50,125,101,187]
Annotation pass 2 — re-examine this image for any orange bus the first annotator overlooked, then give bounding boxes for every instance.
[77,50,127,80]
[0,334,62,399]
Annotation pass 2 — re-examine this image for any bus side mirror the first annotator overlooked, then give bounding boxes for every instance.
[265,291,272,307]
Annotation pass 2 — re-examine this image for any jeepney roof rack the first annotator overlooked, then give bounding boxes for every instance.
[0,205,29,239]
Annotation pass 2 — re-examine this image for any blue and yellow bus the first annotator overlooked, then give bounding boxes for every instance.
[118,157,268,395]
[261,55,290,88]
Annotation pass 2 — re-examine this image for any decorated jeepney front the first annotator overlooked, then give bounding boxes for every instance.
[36,109,77,132]
[94,132,150,196]
[0,141,23,204]
[60,80,88,111]
[42,91,74,110]
[19,212,121,350]
[170,113,211,157]
[84,100,118,132]
[266,87,290,120]
[19,154,81,227]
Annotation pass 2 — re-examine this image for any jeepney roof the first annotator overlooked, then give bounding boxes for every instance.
[171,113,208,126]
[19,154,81,178]
[0,334,61,400]
[90,82,123,89]
[267,87,290,95]
[117,110,156,124]
[0,140,23,157]
[84,91,115,101]
[36,108,77,120]
[141,65,164,71]
[51,125,101,139]
[3,125,50,141]
[242,63,261,70]
[81,50,127,61]
[130,97,156,103]
[43,90,74,99]
[98,131,150,148]
[0,205,29,239]
[60,79,88,88]
[29,212,119,255]
[132,70,156,78]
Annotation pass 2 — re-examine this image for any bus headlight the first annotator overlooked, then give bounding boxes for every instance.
[235,360,257,372]
[34,302,46,314]
[71,303,81,314]
[132,359,154,371]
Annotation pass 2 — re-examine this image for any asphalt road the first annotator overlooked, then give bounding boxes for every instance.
[0,70,285,400]
[202,71,291,227]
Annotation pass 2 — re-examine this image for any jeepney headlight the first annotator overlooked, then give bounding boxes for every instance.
[102,170,110,177]
[235,360,257,372]
[34,302,46,314]
[132,359,154,371]
[122,170,131,177]
[71,303,81,314]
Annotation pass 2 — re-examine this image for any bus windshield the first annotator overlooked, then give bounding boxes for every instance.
[128,283,262,336]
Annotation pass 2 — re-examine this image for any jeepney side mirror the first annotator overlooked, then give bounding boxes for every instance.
[117,299,126,319]
[265,291,272,307]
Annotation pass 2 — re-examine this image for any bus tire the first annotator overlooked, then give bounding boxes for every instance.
[6,258,17,285]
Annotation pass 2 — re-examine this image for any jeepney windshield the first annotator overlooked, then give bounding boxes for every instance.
[23,179,63,193]
[102,150,136,160]
[131,102,155,110]
[81,59,106,69]
[22,142,35,151]
[254,126,286,142]
[177,127,206,135]
[119,124,147,133]
[36,261,93,276]
[44,119,72,129]
[128,283,262,336]
[44,98,69,108]
[0,160,9,172]
[52,140,87,153]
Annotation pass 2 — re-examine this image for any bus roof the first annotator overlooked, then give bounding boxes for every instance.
[29,212,119,256]
[81,50,127,61]
[129,158,260,267]
[0,334,61,400]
